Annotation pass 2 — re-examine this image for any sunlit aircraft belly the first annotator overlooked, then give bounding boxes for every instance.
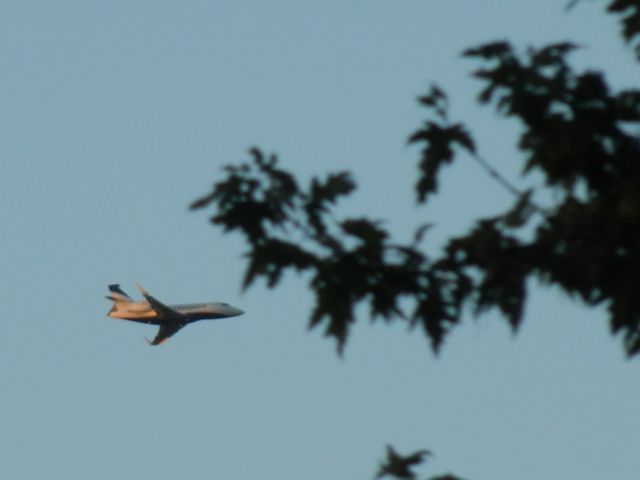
[107,301,235,323]
[108,304,160,323]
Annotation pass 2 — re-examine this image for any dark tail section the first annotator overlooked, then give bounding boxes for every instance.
[108,284,132,300]
[105,284,134,316]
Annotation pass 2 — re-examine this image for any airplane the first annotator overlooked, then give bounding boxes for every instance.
[105,284,244,345]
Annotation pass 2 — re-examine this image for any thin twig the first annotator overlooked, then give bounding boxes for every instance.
[471,152,549,216]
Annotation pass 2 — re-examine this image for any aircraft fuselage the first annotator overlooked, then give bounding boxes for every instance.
[108,301,243,325]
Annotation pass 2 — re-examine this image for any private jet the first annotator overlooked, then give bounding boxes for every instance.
[106,284,244,345]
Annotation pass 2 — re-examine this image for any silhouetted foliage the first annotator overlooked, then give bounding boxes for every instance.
[376,446,428,480]
[193,23,640,356]
[608,0,640,59]
[373,445,466,480]
[192,2,640,476]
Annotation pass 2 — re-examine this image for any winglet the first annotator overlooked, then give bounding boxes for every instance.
[145,335,165,346]
[136,283,157,306]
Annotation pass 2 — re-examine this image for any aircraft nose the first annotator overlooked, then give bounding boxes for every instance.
[231,307,244,317]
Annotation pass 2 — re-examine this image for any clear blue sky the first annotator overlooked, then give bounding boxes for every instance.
[1,1,638,479]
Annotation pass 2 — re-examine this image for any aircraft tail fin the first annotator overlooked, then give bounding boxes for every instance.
[105,284,134,304]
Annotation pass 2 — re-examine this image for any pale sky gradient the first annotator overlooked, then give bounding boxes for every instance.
[1,1,639,479]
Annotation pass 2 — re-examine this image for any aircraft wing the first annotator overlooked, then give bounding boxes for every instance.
[136,284,185,320]
[146,323,186,346]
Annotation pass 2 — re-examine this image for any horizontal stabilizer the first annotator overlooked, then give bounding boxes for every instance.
[106,284,133,303]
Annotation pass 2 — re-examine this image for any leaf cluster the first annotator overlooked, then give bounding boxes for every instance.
[375,445,464,480]
[193,5,640,356]
[460,40,640,354]
[192,148,469,354]
[608,0,640,59]
[568,1,640,59]
[409,85,475,203]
